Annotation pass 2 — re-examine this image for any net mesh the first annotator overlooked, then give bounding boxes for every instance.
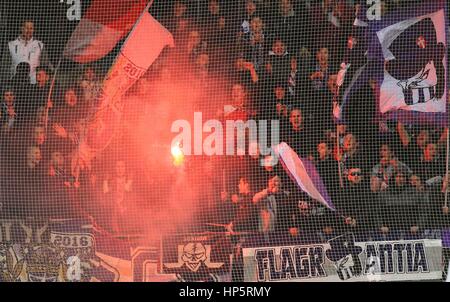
[0,0,448,282]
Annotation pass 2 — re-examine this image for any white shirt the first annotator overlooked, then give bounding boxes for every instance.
[8,37,44,84]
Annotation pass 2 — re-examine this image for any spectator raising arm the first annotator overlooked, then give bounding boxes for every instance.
[253,188,269,204]
[397,122,411,147]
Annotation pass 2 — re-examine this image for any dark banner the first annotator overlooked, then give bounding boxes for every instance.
[161,233,234,282]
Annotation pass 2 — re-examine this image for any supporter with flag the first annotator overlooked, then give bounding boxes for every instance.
[62,0,174,182]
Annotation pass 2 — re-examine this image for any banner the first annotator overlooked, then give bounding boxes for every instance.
[0,220,226,282]
[243,234,442,282]
[161,234,233,282]
[1,221,444,282]
[0,219,139,282]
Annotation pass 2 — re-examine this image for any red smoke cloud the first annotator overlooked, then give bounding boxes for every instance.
[90,54,230,240]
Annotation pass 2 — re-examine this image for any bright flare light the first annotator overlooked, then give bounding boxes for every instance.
[171,144,185,166]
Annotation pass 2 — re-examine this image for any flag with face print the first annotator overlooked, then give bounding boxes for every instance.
[339,0,448,127]
[369,0,448,126]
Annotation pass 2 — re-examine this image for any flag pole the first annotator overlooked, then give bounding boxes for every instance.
[334,86,344,189]
[222,167,227,193]
[44,57,63,130]
[445,128,449,208]
[336,124,344,188]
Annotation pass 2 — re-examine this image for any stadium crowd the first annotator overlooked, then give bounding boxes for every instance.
[0,0,448,245]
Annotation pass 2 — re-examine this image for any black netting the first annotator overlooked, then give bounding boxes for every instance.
[0,0,448,282]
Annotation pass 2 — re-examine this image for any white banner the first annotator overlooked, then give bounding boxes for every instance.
[243,238,442,282]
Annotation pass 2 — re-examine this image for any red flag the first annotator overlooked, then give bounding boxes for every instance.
[96,12,174,109]
[64,0,148,63]
[72,11,174,172]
